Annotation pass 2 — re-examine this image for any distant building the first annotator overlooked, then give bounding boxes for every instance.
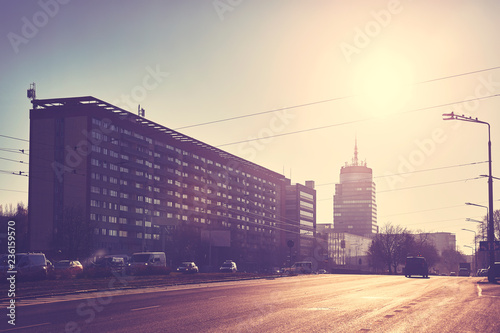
[27,96,315,270]
[418,232,456,256]
[283,180,316,264]
[333,140,378,237]
[316,224,372,271]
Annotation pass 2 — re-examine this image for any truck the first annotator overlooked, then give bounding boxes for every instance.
[458,262,471,277]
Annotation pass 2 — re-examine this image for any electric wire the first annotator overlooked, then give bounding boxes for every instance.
[175,65,500,130]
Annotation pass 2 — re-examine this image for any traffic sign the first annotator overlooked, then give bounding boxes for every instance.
[479,241,500,251]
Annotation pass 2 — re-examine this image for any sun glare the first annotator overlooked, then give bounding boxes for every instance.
[352,52,414,117]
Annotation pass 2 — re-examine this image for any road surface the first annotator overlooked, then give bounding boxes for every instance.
[1,274,499,332]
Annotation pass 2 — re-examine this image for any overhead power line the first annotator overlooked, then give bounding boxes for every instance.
[0,134,29,143]
[318,176,482,202]
[315,161,488,187]
[0,156,29,165]
[175,65,500,130]
[0,188,28,193]
[215,93,500,148]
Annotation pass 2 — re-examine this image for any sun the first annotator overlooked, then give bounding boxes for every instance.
[352,51,414,117]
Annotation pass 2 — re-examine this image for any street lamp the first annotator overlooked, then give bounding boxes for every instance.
[466,218,484,223]
[444,112,495,268]
[462,228,477,273]
[465,202,488,242]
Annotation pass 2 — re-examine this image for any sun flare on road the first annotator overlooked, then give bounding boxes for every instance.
[352,52,414,117]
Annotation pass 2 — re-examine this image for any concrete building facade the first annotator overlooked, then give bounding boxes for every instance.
[283,180,316,265]
[28,96,315,270]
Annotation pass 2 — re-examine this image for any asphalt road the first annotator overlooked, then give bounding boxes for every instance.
[1,274,499,333]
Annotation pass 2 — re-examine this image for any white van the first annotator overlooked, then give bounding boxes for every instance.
[127,252,170,275]
[286,261,313,274]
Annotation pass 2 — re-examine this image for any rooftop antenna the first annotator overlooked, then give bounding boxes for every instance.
[27,82,36,101]
[138,104,145,117]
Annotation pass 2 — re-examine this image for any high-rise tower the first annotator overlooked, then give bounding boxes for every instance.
[333,140,378,236]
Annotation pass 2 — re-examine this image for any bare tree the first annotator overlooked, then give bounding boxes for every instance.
[368,223,414,274]
[0,202,29,252]
[412,233,439,268]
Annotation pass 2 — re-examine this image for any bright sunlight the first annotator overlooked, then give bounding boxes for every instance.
[352,50,414,117]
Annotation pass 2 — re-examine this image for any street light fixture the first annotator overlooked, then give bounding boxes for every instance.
[444,112,495,269]
[462,228,477,273]
[465,203,488,241]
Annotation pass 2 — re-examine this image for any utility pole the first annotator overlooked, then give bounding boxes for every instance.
[443,112,495,273]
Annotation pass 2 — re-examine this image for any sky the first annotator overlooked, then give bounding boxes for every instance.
[1,0,499,252]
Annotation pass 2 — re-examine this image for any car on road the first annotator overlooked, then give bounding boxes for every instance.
[283,261,314,275]
[0,253,51,281]
[86,256,126,277]
[458,268,470,277]
[404,256,428,278]
[53,260,84,279]
[177,262,199,274]
[477,268,488,277]
[487,262,500,282]
[127,252,170,275]
[220,260,237,273]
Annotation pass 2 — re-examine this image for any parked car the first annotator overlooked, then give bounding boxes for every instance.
[176,262,199,274]
[404,256,428,278]
[53,260,84,279]
[127,252,170,275]
[86,256,126,277]
[0,253,51,281]
[219,260,237,273]
[487,262,500,282]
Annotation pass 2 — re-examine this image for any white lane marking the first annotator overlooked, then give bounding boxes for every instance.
[130,305,160,312]
[209,296,227,300]
[477,284,483,297]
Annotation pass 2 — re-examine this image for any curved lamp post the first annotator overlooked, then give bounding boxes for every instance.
[443,112,494,268]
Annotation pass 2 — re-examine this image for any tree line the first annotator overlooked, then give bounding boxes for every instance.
[367,223,465,275]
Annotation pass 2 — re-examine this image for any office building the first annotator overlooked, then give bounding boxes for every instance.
[333,140,378,237]
[283,180,316,264]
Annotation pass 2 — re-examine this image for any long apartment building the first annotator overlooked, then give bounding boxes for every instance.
[28,96,315,269]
